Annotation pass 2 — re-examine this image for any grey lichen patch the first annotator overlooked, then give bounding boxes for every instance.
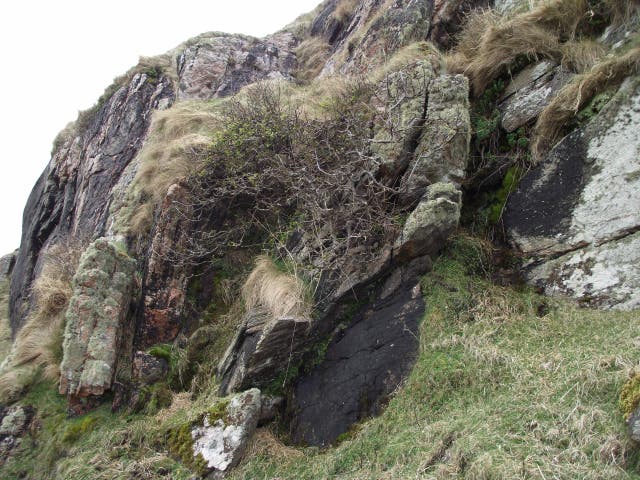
[59,238,136,399]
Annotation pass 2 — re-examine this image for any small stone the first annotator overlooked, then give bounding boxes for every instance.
[133,351,169,385]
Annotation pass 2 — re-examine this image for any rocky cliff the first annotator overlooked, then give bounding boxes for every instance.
[1,0,640,478]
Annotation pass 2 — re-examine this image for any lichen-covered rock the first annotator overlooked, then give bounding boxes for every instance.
[190,389,262,478]
[394,182,461,262]
[499,61,574,132]
[372,59,436,185]
[504,77,640,309]
[400,74,470,204]
[629,406,640,442]
[132,351,169,385]
[177,32,297,100]
[59,238,136,401]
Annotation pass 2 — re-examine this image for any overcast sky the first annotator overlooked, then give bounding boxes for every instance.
[0,0,320,255]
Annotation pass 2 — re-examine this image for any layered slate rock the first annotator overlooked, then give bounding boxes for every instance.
[219,308,312,395]
[400,74,470,205]
[177,32,297,100]
[10,71,174,332]
[190,389,262,478]
[499,61,574,132]
[504,77,640,310]
[290,258,427,446]
[59,238,136,403]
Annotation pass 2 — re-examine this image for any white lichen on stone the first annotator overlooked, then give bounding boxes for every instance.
[190,389,261,474]
[570,87,640,246]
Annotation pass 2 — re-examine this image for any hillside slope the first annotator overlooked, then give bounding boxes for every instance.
[0,0,639,478]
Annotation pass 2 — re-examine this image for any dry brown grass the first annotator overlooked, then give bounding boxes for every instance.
[333,0,360,24]
[295,37,332,82]
[123,101,223,235]
[532,46,640,158]
[446,0,632,94]
[0,241,82,402]
[560,39,608,72]
[241,256,313,319]
[244,428,304,460]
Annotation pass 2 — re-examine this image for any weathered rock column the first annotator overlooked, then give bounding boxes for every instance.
[59,238,136,412]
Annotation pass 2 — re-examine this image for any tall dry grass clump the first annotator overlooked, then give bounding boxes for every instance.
[295,37,332,82]
[0,240,82,402]
[241,256,313,320]
[532,46,640,158]
[446,0,635,94]
[124,101,222,235]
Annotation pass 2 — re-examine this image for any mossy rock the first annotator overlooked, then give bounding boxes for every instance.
[620,374,640,420]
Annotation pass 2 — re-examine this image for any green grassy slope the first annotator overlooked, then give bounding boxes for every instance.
[231,237,640,480]
[2,236,639,479]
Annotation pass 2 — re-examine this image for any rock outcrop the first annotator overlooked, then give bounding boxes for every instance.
[9,71,174,333]
[0,405,35,466]
[177,32,297,100]
[0,252,16,281]
[394,182,462,262]
[504,77,640,310]
[400,74,470,204]
[498,61,574,133]
[290,256,428,446]
[59,238,136,409]
[185,389,263,478]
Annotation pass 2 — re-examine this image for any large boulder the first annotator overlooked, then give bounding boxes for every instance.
[504,77,640,310]
[59,238,136,407]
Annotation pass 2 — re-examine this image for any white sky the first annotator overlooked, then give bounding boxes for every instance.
[0,0,320,255]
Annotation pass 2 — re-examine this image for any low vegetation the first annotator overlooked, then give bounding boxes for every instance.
[229,236,640,479]
[0,241,82,403]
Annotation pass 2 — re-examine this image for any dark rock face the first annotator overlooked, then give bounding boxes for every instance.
[10,73,174,333]
[177,32,297,101]
[290,259,427,446]
[504,78,640,309]
[428,0,490,49]
[137,183,194,348]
